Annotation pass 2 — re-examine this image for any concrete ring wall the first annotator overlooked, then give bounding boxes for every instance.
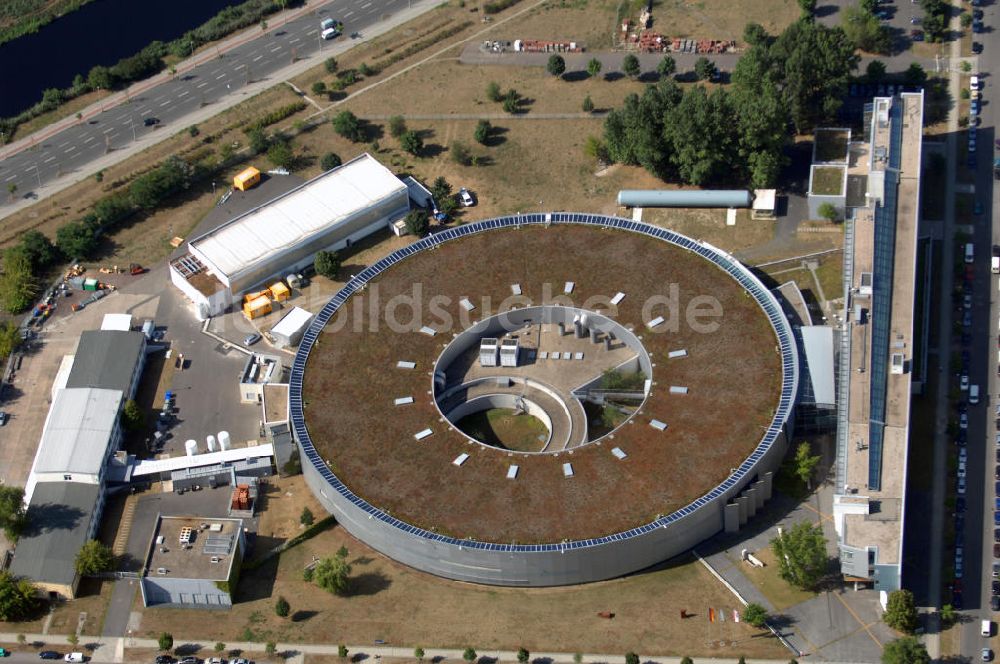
[443,393,554,449]
[291,213,798,587]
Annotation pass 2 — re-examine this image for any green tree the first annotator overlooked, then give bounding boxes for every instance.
[414,648,425,661]
[624,653,639,664]
[679,659,693,664]
[622,54,641,78]
[694,57,717,81]
[314,250,341,279]
[474,120,491,145]
[389,115,407,138]
[67,633,78,647]
[267,140,295,169]
[502,89,520,114]
[265,641,277,657]
[0,322,20,363]
[883,589,919,633]
[798,0,817,17]
[657,55,676,78]
[122,399,145,432]
[486,81,502,102]
[547,54,566,77]
[158,633,173,651]
[743,602,769,628]
[332,110,365,142]
[260,19,268,32]
[881,637,929,664]
[663,85,736,185]
[860,0,877,11]
[215,643,226,654]
[400,130,423,155]
[573,655,583,664]
[325,57,339,74]
[743,22,769,47]
[75,539,114,576]
[771,522,828,590]
[321,153,342,171]
[842,6,891,54]
[961,11,972,28]
[88,65,113,91]
[300,507,314,526]
[314,547,352,595]
[275,596,290,617]
[0,249,37,315]
[904,63,927,87]
[404,209,430,237]
[582,95,594,113]
[962,60,973,73]
[431,177,452,205]
[463,648,477,663]
[311,81,327,96]
[56,219,99,259]
[587,58,603,78]
[358,62,375,77]
[939,603,956,627]
[0,487,27,542]
[818,202,839,222]
[450,140,472,165]
[517,648,529,664]
[18,231,58,270]
[866,60,887,83]
[338,645,349,658]
[794,441,821,488]
[6,183,16,201]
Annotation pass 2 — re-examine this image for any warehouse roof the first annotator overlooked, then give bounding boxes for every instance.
[800,325,836,407]
[189,153,407,279]
[67,330,145,395]
[34,387,123,477]
[9,482,101,588]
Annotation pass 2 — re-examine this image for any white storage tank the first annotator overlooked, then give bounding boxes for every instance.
[218,431,231,450]
[206,435,217,452]
[185,439,198,456]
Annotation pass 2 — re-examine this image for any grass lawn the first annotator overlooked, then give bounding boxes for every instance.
[138,522,788,659]
[730,545,816,611]
[455,409,549,452]
[813,129,849,163]
[640,207,774,255]
[810,166,844,196]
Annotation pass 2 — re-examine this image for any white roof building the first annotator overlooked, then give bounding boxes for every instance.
[101,313,132,331]
[28,387,124,495]
[270,306,314,349]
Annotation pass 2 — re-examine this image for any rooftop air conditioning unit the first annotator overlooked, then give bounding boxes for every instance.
[210,556,221,564]
[156,567,167,575]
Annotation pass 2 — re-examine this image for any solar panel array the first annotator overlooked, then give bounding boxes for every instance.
[288,214,799,552]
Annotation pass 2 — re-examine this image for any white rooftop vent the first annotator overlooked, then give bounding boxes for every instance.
[453,453,469,466]
[511,283,522,295]
[480,338,500,367]
[394,396,414,406]
[610,292,625,305]
[210,556,221,564]
[209,523,223,532]
[419,326,436,336]
[669,386,689,395]
[397,360,416,369]
[500,339,520,368]
[507,465,519,479]
[647,316,665,329]
[649,419,667,431]
[460,298,475,311]
[414,428,433,441]
[562,463,574,478]
[156,567,167,575]
[668,349,687,359]
[611,447,627,459]
[564,281,575,294]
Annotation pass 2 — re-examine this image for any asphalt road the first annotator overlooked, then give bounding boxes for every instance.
[958,1,1000,657]
[0,0,411,203]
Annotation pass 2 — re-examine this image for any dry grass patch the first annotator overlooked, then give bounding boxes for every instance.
[141,524,788,658]
[810,166,844,196]
[728,545,815,611]
[641,207,774,255]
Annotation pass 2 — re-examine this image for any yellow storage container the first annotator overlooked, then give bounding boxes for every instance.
[243,295,272,320]
[233,167,261,192]
[269,281,290,302]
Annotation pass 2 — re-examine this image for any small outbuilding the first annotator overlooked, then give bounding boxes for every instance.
[233,167,261,192]
[752,189,777,220]
[270,306,313,349]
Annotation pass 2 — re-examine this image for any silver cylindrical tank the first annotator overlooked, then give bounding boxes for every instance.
[206,435,217,452]
[617,189,753,208]
[218,431,231,450]
[185,439,198,456]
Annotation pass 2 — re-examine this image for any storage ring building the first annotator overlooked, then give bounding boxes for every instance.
[289,213,799,586]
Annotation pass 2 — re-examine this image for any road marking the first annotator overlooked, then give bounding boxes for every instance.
[178,91,189,98]
[3,175,15,182]
[83,136,95,144]
[253,54,264,62]
[306,29,318,35]
[140,108,152,116]
[209,68,222,75]
[196,82,208,88]
[43,156,56,163]
[122,120,131,126]
[57,141,68,148]
[270,45,282,52]
[343,10,355,17]
[361,2,372,8]
[64,146,76,154]
[103,127,115,134]
[115,114,129,121]
[159,100,171,107]
[216,73,227,80]
[289,37,300,43]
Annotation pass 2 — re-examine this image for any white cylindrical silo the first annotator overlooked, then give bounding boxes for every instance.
[185,439,198,456]
[218,431,231,450]
[206,435,217,452]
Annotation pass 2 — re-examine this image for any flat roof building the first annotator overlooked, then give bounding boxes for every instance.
[66,329,147,399]
[141,515,246,609]
[269,306,313,349]
[832,92,924,591]
[170,154,410,319]
[8,482,102,598]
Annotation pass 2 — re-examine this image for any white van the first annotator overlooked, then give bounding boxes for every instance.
[971,384,980,404]
[64,654,85,663]
[966,242,975,264]
[983,619,992,637]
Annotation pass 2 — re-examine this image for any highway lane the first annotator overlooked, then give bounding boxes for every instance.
[0,0,410,203]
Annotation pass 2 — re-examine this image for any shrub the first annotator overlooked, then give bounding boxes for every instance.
[389,115,407,138]
[474,120,491,145]
[311,81,327,96]
[486,81,502,102]
[243,101,307,135]
[400,130,423,155]
[275,596,290,617]
[483,0,521,14]
[314,250,341,279]
[450,140,472,166]
[332,110,365,142]
[582,95,594,113]
[338,645,349,658]
[300,507,315,526]
[158,633,173,651]
[321,152,342,171]
[405,209,430,237]
[547,54,566,77]
[325,57,339,73]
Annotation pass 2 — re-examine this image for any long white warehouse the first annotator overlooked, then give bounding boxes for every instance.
[170,153,410,318]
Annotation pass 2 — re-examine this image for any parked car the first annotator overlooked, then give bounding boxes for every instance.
[155,657,175,664]
[995,595,1000,611]
[143,117,160,127]
[178,658,200,664]
[243,332,261,346]
[984,648,994,663]
[957,496,967,512]
[974,20,984,33]
[962,374,971,390]
[961,412,969,429]
[39,653,61,660]
[458,188,475,207]
[958,476,968,494]
[911,29,924,40]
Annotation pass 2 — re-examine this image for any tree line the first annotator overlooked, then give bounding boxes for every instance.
[600,19,859,189]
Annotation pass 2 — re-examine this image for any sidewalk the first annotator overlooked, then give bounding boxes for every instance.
[0,633,868,664]
[0,0,443,223]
